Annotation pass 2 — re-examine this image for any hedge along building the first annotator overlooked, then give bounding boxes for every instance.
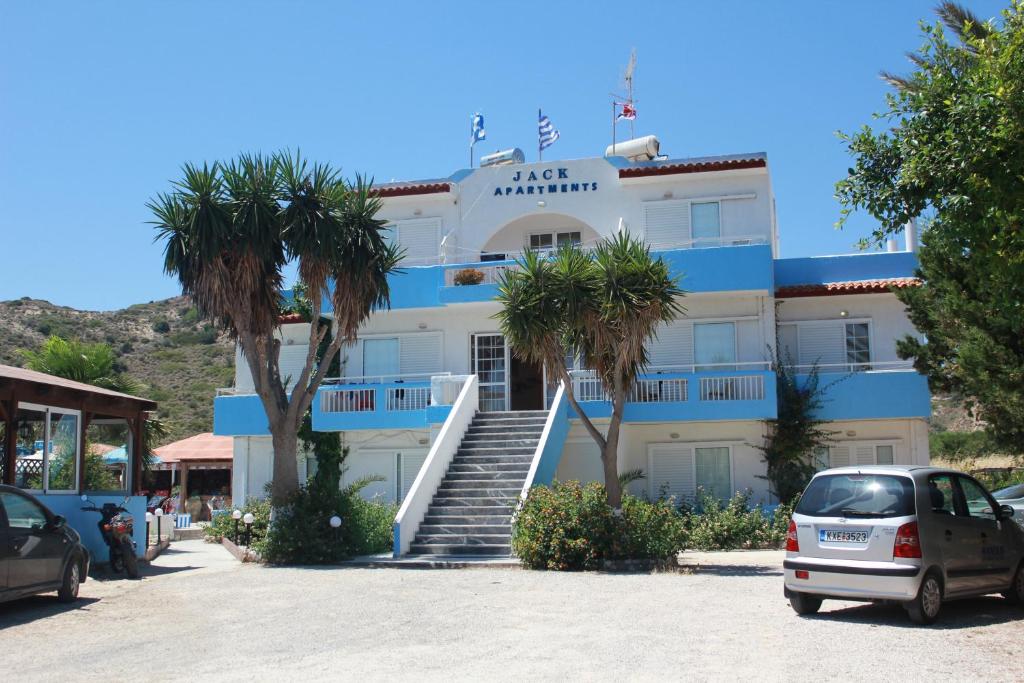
[213,139,930,557]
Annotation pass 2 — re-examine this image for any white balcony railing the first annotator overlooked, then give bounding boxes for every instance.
[698,375,765,402]
[444,264,515,286]
[321,388,376,413]
[789,360,915,374]
[431,374,473,406]
[386,386,431,411]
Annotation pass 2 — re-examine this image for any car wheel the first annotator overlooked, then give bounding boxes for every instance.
[906,572,942,625]
[1003,563,1024,605]
[789,592,822,615]
[57,557,81,603]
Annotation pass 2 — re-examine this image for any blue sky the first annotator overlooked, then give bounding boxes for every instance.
[0,0,1007,311]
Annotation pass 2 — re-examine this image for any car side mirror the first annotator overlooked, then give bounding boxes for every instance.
[48,515,66,530]
[1000,504,1015,520]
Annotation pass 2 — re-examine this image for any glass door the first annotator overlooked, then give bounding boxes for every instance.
[471,333,508,412]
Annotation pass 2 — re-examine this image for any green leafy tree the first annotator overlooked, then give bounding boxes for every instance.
[149,152,401,505]
[495,233,685,508]
[836,2,1024,453]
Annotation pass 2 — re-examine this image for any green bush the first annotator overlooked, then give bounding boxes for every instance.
[681,489,793,551]
[204,497,272,547]
[512,480,686,570]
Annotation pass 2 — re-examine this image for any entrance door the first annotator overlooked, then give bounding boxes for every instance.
[472,333,508,412]
[510,355,544,410]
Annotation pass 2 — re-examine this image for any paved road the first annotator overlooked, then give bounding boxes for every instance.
[1,541,1022,681]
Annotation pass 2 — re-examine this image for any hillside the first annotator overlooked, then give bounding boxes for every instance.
[0,296,235,446]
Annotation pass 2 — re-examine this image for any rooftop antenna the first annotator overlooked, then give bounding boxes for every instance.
[610,49,638,155]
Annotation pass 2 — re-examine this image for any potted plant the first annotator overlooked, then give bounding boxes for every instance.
[453,268,485,286]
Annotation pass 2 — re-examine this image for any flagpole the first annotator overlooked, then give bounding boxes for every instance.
[611,101,617,156]
[469,115,473,168]
[538,108,542,162]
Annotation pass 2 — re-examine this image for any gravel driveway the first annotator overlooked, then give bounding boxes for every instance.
[1,541,1022,681]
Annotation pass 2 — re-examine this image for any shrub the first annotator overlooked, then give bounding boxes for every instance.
[204,497,272,547]
[681,489,791,551]
[512,480,686,570]
[453,268,485,286]
[152,320,171,334]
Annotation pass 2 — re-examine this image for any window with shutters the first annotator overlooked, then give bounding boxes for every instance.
[845,322,871,369]
[827,443,898,468]
[789,319,871,371]
[642,199,691,249]
[396,451,427,503]
[389,218,441,265]
[528,230,581,252]
[358,333,442,380]
[648,320,694,368]
[694,322,736,370]
[648,443,732,502]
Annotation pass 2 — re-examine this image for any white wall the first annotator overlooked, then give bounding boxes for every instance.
[776,293,922,365]
[233,323,313,392]
[375,158,775,264]
[231,436,308,504]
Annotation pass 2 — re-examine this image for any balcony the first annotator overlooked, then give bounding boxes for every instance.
[796,362,930,421]
[312,374,468,431]
[381,241,774,310]
[568,364,778,422]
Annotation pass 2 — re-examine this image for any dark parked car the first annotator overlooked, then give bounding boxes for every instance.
[0,485,90,604]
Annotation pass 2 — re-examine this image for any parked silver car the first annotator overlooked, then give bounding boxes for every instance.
[784,466,1024,624]
[992,483,1024,528]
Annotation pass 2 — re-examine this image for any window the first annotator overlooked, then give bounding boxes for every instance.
[46,411,79,492]
[694,322,736,370]
[0,491,49,530]
[845,322,871,369]
[480,252,506,262]
[528,231,581,252]
[812,447,830,472]
[362,338,400,379]
[796,474,915,518]
[958,476,997,521]
[875,444,894,465]
[695,447,731,500]
[691,202,721,241]
[927,475,957,515]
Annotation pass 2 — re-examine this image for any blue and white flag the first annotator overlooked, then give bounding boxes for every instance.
[471,113,486,144]
[538,109,559,151]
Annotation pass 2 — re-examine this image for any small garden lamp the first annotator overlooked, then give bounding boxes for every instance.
[243,512,255,547]
[232,509,242,543]
[154,507,164,544]
[145,512,154,548]
[329,515,342,544]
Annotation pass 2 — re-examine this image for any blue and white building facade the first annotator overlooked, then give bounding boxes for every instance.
[214,147,930,554]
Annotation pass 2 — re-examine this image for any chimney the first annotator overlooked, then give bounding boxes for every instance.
[886,236,900,252]
[905,218,918,252]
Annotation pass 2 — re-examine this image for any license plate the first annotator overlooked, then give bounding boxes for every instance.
[819,529,869,543]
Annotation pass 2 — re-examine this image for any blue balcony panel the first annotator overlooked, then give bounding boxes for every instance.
[214,394,270,436]
[775,252,917,288]
[805,371,930,421]
[574,370,778,423]
[312,383,451,432]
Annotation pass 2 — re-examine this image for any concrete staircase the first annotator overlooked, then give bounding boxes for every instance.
[409,410,548,556]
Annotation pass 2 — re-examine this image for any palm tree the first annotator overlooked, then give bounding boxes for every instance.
[495,233,684,508]
[149,152,400,504]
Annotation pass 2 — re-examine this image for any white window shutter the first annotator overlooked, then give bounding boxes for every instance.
[399,333,442,375]
[278,344,311,390]
[829,445,851,467]
[399,451,427,502]
[855,445,875,465]
[648,320,694,368]
[649,444,695,502]
[393,218,441,265]
[642,200,691,249]
[797,322,846,367]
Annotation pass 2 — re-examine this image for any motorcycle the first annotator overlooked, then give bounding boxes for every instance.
[80,495,139,578]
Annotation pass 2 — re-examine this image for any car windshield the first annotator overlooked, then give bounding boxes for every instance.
[992,483,1024,500]
[796,473,915,518]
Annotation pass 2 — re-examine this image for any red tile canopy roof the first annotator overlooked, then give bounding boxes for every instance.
[618,155,767,179]
[371,182,452,198]
[154,432,233,463]
[776,277,921,298]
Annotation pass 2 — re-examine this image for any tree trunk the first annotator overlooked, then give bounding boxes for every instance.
[603,385,626,509]
[269,423,300,506]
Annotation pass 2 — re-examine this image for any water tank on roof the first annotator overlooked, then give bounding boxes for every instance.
[605,135,660,161]
[480,148,525,167]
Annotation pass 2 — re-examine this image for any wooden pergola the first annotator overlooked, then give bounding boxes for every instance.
[0,364,157,494]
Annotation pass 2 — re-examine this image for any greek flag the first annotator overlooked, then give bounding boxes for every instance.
[538,109,559,151]
[471,113,485,144]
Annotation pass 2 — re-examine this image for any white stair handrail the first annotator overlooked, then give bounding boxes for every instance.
[516,381,569,511]
[392,374,478,557]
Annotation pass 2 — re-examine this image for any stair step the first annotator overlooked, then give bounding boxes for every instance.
[471,418,548,428]
[419,524,511,535]
[429,498,516,508]
[447,462,531,473]
[413,533,511,546]
[452,453,534,463]
[425,506,515,517]
[465,425,546,435]
[435,484,523,495]
[457,446,535,456]
[460,436,540,447]
[422,515,512,525]
[408,543,511,556]
[444,471,529,482]
[475,410,549,418]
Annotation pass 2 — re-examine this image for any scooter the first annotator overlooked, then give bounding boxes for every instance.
[80,495,139,579]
